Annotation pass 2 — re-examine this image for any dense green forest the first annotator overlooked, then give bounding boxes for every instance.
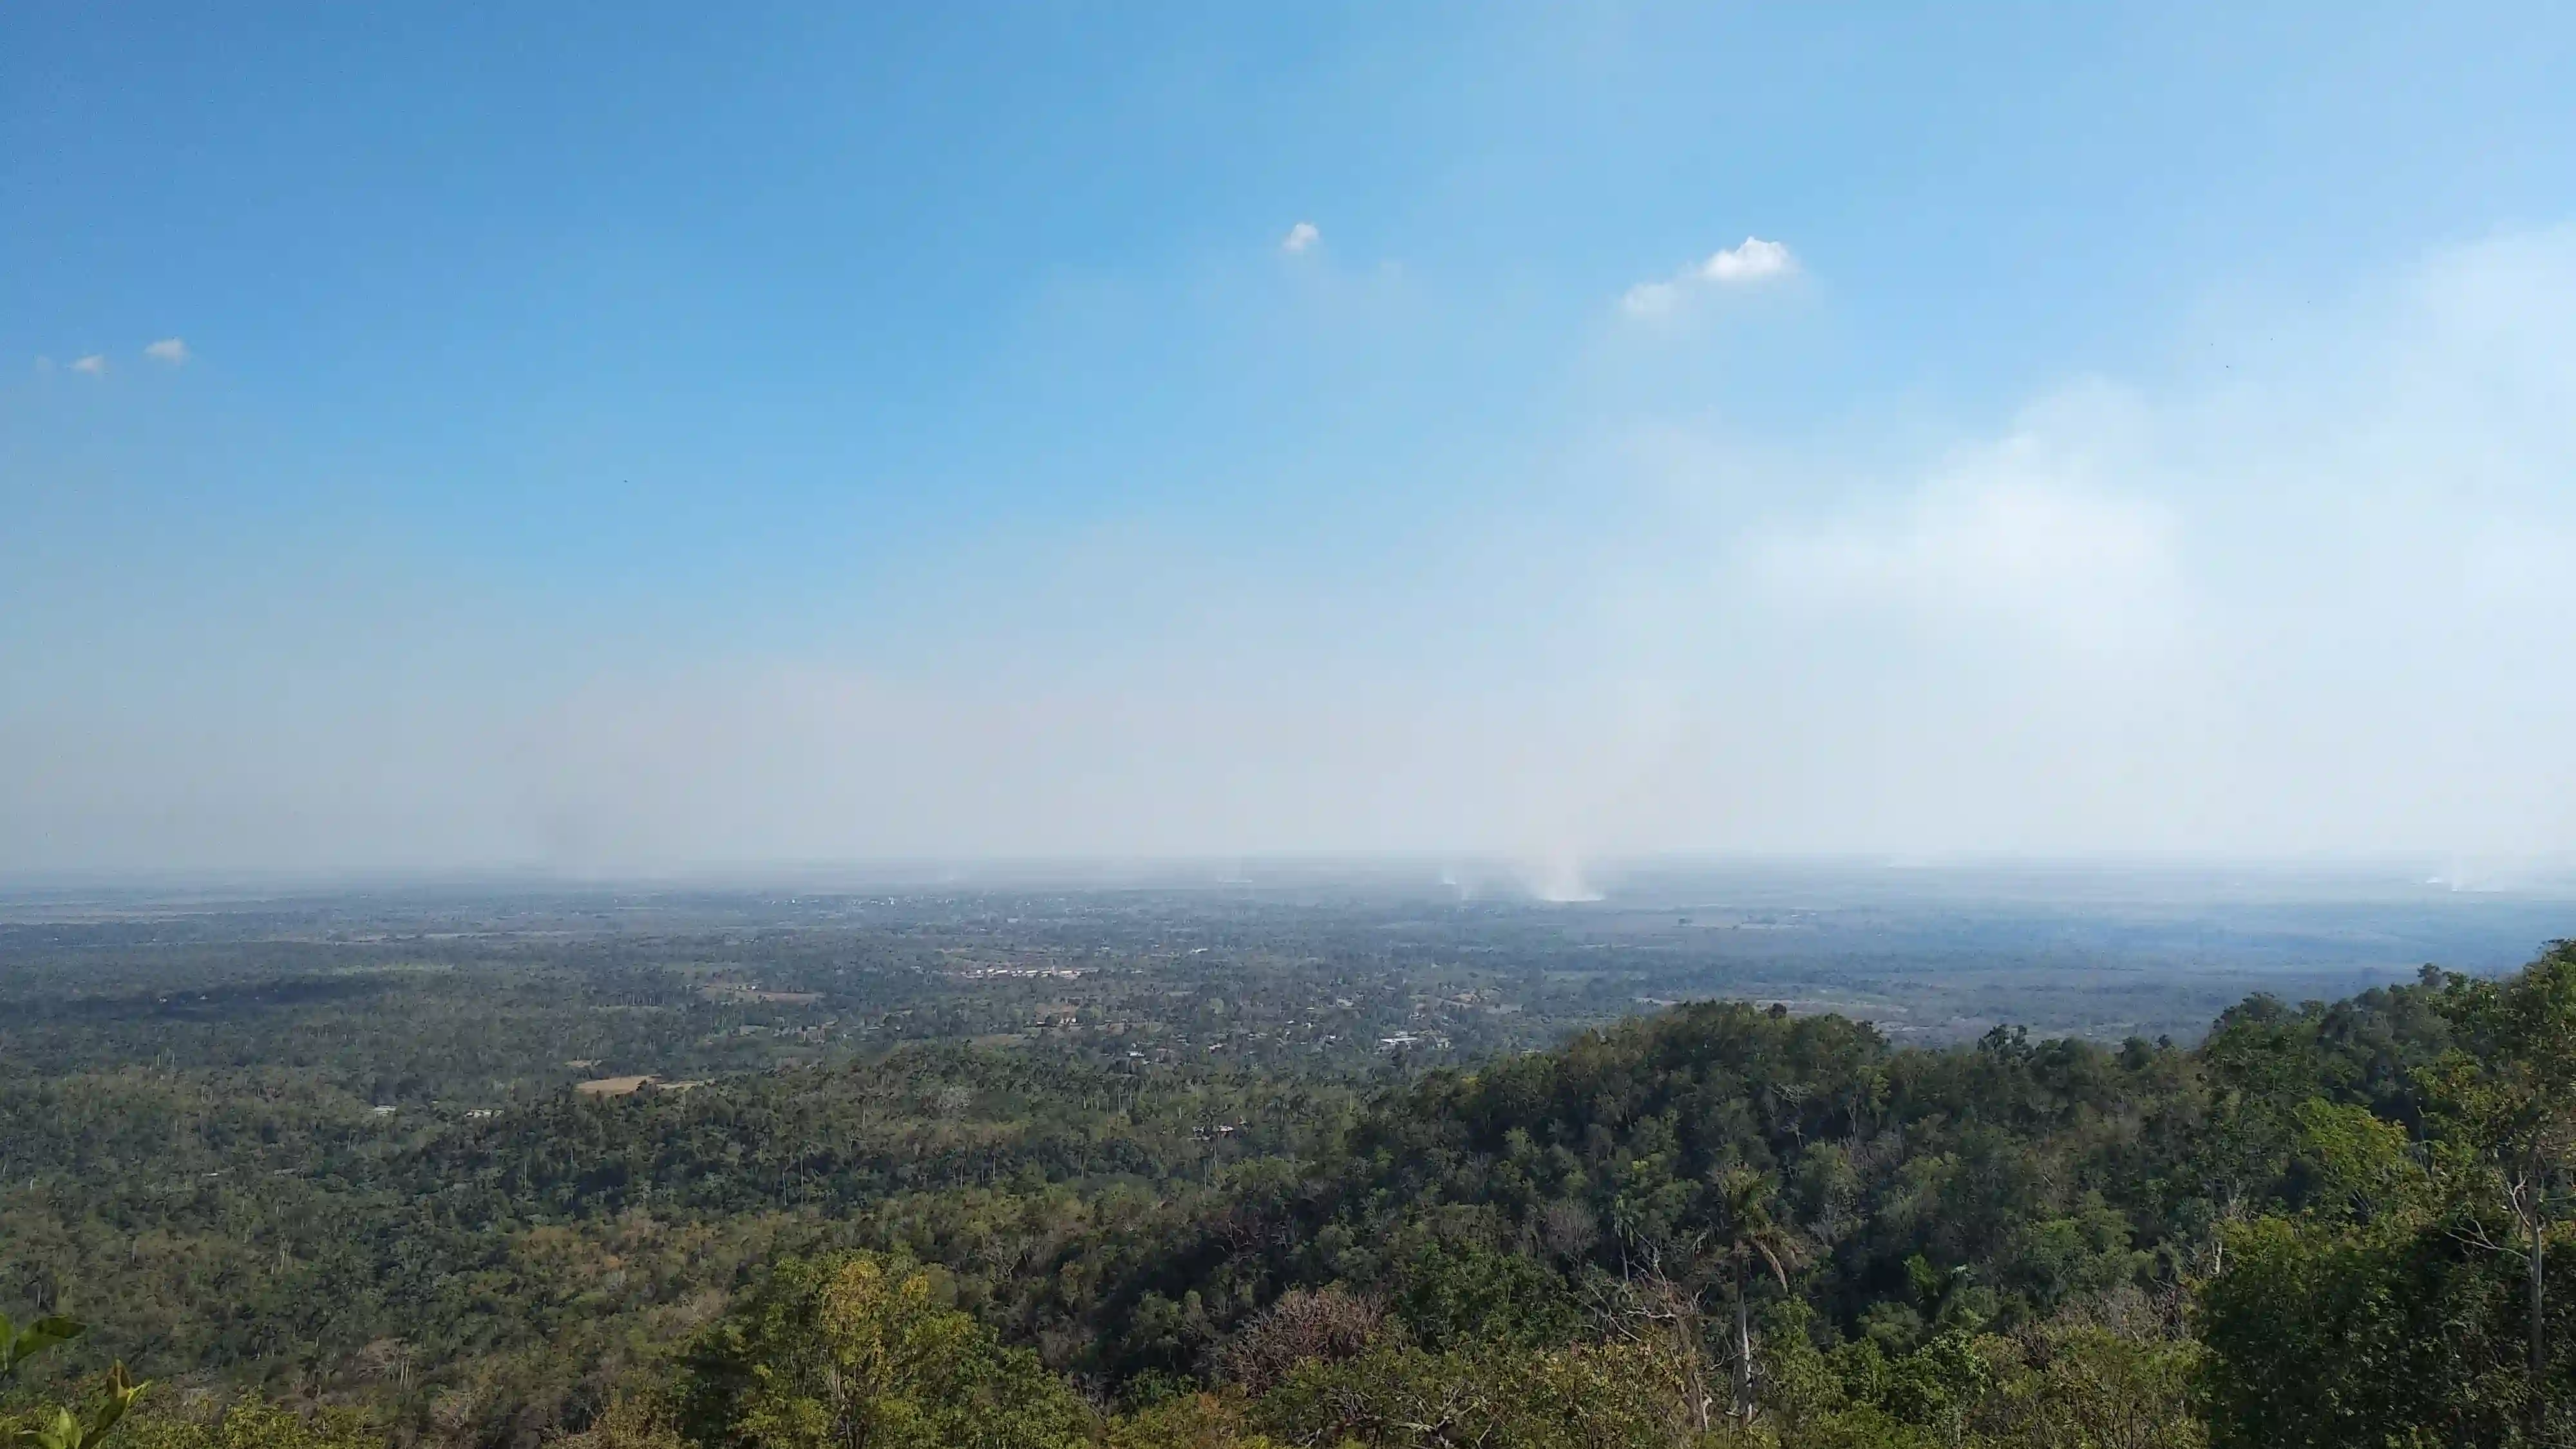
[10,909,2576,1447]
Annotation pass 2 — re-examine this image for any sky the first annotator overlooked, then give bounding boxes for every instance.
[5,2,2575,876]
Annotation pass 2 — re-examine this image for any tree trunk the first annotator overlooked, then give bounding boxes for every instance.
[2512,1163,2550,1443]
[2532,1198,2546,1394]
[1733,1259,1754,1423]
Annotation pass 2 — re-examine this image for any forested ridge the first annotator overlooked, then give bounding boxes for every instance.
[12,943,2576,1448]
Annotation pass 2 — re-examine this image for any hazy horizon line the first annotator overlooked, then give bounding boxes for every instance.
[7,848,2573,901]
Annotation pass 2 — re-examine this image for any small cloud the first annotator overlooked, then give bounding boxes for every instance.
[1700,236,1795,283]
[33,356,53,374]
[144,337,190,365]
[70,354,108,375]
[1620,236,1799,318]
[1280,221,1320,254]
[1620,279,1682,318]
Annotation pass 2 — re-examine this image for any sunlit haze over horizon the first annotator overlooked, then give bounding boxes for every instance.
[7,4,2575,876]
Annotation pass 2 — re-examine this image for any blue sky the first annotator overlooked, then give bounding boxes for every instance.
[6,3,2575,873]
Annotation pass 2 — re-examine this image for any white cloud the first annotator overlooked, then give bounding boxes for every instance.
[1701,236,1795,283]
[1580,227,2576,858]
[1750,389,2183,655]
[144,337,190,365]
[1280,221,1320,254]
[1758,477,2180,649]
[1620,236,1798,317]
[1619,279,1683,318]
[70,354,108,375]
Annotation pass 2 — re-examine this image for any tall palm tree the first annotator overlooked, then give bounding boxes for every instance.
[1712,1168,1803,1424]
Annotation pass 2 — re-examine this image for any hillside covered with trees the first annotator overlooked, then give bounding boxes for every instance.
[11,925,2576,1448]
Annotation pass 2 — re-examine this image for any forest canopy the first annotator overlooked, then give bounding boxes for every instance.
[9,917,2576,1449]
